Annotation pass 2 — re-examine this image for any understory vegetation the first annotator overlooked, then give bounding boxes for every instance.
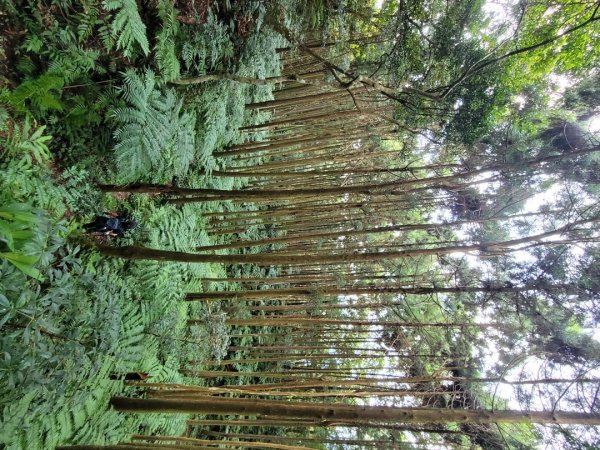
[0,1,284,447]
[1,1,600,449]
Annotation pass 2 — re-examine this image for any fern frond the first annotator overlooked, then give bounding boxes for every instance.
[173,110,196,174]
[98,24,115,52]
[9,74,65,114]
[5,116,52,165]
[154,0,181,81]
[103,0,149,58]
[111,70,196,183]
[47,47,102,84]
[76,1,101,42]
[180,11,233,74]
[120,68,155,107]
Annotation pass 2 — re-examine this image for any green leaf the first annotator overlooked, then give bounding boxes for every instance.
[0,219,15,250]
[0,204,40,223]
[29,124,47,141]
[0,252,43,280]
[103,0,149,57]
[11,229,35,241]
[1,251,39,265]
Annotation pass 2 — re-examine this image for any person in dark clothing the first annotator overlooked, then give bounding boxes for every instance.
[83,213,136,237]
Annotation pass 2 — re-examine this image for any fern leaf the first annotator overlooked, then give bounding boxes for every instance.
[9,74,64,113]
[155,0,181,81]
[103,0,149,57]
[111,70,197,183]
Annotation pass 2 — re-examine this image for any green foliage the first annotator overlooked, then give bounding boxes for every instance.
[103,0,150,58]
[4,116,52,164]
[0,172,203,448]
[0,247,189,448]
[514,2,600,76]
[301,0,329,29]
[0,118,56,279]
[0,204,48,280]
[154,0,181,81]
[75,1,103,43]
[181,12,235,75]
[47,47,103,85]
[4,75,65,115]
[563,72,600,117]
[8,2,114,90]
[0,117,98,218]
[111,69,196,183]
[0,1,283,448]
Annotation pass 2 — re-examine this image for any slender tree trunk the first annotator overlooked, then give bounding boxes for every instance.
[171,73,311,86]
[186,418,456,434]
[96,218,598,265]
[203,431,402,446]
[186,284,572,300]
[110,396,600,425]
[131,435,313,450]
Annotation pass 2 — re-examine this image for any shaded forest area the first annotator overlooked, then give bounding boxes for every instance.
[1,0,600,449]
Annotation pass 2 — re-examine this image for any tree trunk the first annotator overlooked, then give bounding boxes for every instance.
[97,218,598,265]
[110,396,600,425]
[131,434,314,450]
[186,284,571,300]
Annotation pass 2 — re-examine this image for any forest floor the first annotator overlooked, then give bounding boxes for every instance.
[0,2,287,448]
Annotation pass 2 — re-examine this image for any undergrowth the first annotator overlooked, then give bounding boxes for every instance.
[0,0,288,448]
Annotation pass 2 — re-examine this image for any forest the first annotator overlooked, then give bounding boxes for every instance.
[0,0,599,449]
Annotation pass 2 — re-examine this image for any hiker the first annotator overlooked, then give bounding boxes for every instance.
[83,212,136,237]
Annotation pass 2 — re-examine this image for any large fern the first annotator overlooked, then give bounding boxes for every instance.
[111,70,196,183]
[103,0,149,58]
